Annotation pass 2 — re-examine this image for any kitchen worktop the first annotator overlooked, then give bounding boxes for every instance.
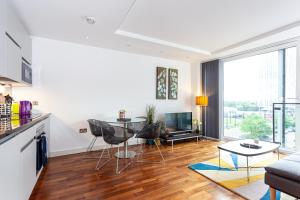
[0,113,51,145]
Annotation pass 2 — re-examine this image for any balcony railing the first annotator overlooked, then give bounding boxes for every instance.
[273,102,300,152]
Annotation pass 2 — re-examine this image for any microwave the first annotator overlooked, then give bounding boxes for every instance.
[22,58,32,85]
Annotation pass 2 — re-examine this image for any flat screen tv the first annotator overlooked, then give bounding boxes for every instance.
[165,112,192,133]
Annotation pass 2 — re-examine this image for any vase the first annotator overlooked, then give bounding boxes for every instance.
[119,111,125,119]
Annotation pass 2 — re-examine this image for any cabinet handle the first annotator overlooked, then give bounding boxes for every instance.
[5,32,21,49]
[22,57,31,65]
[20,138,34,152]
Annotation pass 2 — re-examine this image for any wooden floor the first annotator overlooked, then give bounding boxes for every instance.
[30,139,244,200]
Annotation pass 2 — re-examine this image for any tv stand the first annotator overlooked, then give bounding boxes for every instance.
[160,131,201,148]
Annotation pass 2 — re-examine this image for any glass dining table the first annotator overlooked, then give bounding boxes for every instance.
[104,117,146,159]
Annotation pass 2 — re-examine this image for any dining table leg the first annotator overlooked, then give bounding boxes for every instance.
[115,122,136,159]
[124,141,128,157]
[124,123,128,157]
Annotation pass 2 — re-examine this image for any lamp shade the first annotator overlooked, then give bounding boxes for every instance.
[196,96,208,106]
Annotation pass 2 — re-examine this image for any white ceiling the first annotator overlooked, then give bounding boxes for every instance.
[10,0,300,62]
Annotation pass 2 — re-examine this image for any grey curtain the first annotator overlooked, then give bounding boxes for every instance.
[201,60,220,139]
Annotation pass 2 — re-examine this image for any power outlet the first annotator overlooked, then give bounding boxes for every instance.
[79,128,87,133]
[32,101,39,106]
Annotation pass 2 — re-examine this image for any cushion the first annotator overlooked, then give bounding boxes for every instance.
[284,154,300,163]
[265,172,300,198]
[265,153,300,182]
[294,152,300,156]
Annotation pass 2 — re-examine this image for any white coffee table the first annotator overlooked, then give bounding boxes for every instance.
[218,139,280,181]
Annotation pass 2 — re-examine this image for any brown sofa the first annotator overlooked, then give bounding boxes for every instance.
[265,152,300,200]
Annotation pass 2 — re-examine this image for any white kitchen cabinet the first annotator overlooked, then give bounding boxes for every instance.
[6,0,32,64]
[45,117,51,156]
[20,128,37,200]
[20,33,32,65]
[0,134,22,200]
[19,117,51,200]
[0,0,32,85]
[0,116,50,200]
[6,1,23,47]
[5,33,22,82]
[0,0,7,76]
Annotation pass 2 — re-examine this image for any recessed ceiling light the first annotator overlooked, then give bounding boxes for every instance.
[85,16,96,25]
[85,35,89,40]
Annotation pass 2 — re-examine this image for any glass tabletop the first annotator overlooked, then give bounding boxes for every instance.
[103,117,146,124]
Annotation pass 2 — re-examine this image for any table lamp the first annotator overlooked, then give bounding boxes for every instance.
[196,96,208,106]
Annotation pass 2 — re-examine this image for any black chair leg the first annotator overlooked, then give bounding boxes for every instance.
[83,137,110,160]
[87,136,97,152]
[154,139,165,164]
[136,139,165,164]
[135,140,144,162]
[95,144,112,170]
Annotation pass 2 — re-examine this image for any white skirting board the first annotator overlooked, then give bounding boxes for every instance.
[202,136,220,141]
[49,139,146,157]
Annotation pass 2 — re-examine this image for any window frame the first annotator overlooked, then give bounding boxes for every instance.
[219,41,299,141]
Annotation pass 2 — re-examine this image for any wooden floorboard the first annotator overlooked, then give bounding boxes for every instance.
[30,139,245,200]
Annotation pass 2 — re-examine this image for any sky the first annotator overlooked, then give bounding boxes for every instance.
[224,47,296,106]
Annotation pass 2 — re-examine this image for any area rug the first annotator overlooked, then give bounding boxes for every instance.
[188,152,294,200]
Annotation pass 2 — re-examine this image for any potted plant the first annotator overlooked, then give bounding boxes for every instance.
[158,120,165,137]
[193,119,201,134]
[146,105,155,124]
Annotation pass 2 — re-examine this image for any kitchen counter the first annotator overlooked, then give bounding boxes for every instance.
[0,113,51,145]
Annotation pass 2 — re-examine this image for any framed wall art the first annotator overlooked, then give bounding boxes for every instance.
[156,67,167,99]
[168,68,178,100]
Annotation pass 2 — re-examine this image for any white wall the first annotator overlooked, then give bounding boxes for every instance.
[190,62,201,122]
[13,37,192,156]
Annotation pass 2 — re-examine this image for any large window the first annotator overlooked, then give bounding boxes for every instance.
[223,47,297,147]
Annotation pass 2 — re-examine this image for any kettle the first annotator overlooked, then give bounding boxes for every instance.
[19,101,32,116]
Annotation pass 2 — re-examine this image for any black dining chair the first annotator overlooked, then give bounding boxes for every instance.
[85,119,112,165]
[135,121,165,164]
[95,121,135,174]
[127,120,146,135]
[87,119,104,152]
[127,120,147,151]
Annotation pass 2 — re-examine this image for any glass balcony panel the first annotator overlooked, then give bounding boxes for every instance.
[273,103,300,152]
